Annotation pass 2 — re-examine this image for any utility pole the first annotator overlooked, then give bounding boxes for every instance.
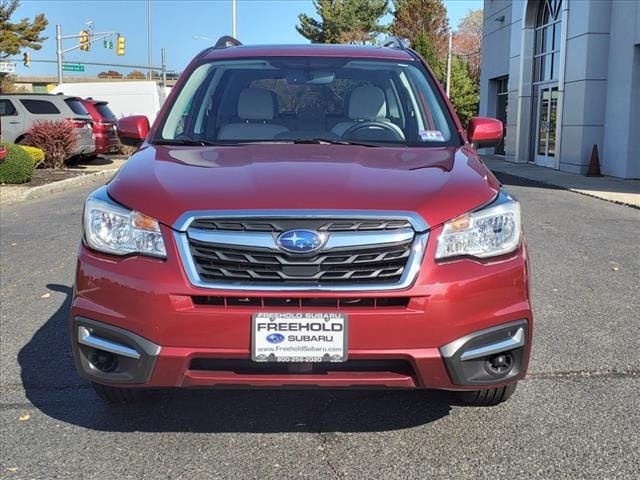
[446,31,453,98]
[232,0,237,37]
[147,0,153,80]
[56,24,63,84]
[161,48,167,88]
[55,23,123,85]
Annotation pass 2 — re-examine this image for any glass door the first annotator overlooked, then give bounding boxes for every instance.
[534,86,558,167]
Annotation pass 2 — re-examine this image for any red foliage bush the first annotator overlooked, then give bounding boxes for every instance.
[26,120,77,169]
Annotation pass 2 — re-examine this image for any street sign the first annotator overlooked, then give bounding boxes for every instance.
[62,63,85,72]
[0,61,16,73]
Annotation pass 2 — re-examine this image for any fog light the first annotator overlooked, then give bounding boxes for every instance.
[90,350,118,373]
[486,352,513,375]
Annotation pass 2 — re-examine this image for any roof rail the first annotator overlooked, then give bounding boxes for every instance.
[214,35,242,49]
[382,36,407,50]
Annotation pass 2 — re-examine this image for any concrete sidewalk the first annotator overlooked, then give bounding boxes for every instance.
[483,155,640,208]
[0,156,126,205]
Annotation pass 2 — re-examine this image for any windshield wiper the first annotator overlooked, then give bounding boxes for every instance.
[153,138,385,147]
[291,138,382,147]
[153,139,234,147]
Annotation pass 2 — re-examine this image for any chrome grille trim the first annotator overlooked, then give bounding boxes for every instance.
[173,209,429,232]
[187,227,415,250]
[190,218,413,232]
[174,210,429,292]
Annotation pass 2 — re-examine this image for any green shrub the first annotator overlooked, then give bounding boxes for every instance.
[0,142,35,184]
[20,145,45,168]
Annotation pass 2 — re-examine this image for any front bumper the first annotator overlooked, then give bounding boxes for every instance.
[70,232,532,390]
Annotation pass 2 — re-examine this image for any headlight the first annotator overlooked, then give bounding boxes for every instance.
[436,192,521,260]
[83,188,166,258]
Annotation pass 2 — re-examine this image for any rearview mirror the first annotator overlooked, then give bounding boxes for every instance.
[467,117,503,148]
[117,115,150,147]
[286,70,335,85]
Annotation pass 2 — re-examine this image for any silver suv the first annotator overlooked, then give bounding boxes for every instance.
[0,93,95,157]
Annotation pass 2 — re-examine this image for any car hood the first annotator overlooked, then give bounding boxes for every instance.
[107,144,500,230]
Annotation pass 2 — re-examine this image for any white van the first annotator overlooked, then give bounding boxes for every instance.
[51,81,167,124]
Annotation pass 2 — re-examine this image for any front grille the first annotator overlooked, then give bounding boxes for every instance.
[192,295,410,309]
[188,238,412,285]
[177,213,428,290]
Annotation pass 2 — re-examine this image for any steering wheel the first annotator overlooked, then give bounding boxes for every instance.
[342,121,405,141]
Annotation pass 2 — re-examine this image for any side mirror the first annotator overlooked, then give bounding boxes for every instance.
[467,117,503,148]
[117,115,150,147]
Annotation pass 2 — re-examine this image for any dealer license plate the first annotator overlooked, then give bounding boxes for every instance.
[252,312,347,362]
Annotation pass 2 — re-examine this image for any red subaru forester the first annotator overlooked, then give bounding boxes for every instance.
[71,37,532,405]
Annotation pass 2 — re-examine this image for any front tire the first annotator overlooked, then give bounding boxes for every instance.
[456,382,517,406]
[92,382,146,404]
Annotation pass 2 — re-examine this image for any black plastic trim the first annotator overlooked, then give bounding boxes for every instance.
[440,319,528,386]
[72,317,160,385]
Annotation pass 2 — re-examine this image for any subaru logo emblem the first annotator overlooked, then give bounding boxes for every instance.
[266,333,285,344]
[276,229,326,254]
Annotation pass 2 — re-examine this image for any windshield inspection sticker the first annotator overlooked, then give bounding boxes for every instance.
[419,130,445,142]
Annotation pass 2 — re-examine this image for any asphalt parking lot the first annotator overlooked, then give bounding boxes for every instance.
[1,173,639,479]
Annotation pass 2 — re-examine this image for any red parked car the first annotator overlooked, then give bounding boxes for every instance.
[80,98,120,155]
[72,37,532,405]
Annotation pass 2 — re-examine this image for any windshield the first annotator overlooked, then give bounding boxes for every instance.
[158,57,458,147]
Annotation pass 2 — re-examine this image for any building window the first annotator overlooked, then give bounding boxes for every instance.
[534,0,562,83]
[494,77,509,155]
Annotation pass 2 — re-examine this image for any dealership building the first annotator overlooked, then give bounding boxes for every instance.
[479,0,640,179]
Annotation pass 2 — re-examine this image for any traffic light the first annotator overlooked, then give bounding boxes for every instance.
[23,52,30,67]
[116,35,126,56]
[79,30,90,51]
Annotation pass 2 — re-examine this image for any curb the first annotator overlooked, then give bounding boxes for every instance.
[1,169,118,205]
[561,188,640,210]
[484,159,640,210]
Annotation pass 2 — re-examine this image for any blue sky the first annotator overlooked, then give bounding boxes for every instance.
[10,0,483,76]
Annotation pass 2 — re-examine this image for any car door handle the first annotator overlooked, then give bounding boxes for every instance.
[8,121,20,124]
